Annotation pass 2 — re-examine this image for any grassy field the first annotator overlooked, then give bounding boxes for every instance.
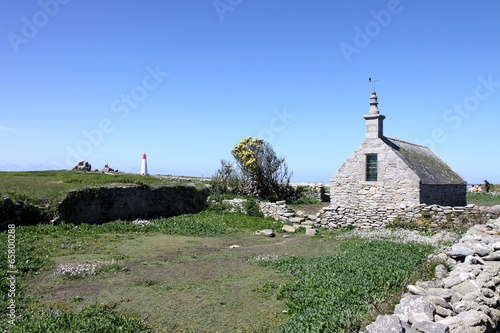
[0,211,442,333]
[0,170,208,205]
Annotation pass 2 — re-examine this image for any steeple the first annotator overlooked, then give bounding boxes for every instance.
[363,92,385,139]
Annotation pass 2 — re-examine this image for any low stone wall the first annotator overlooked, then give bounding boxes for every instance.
[1,185,209,228]
[318,204,500,229]
[364,217,500,333]
[222,199,500,233]
[58,185,209,225]
[291,183,330,202]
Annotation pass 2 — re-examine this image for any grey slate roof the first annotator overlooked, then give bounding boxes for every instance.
[383,137,466,185]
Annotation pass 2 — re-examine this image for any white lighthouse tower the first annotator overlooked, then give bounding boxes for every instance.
[140,153,148,175]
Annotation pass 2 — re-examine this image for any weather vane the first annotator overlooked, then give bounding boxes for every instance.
[368,77,380,92]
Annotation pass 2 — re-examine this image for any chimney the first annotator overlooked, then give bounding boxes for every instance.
[363,92,385,139]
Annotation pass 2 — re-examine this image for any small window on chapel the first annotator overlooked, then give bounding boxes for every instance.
[366,154,378,181]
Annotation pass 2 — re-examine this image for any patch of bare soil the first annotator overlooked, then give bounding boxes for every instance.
[24,232,341,332]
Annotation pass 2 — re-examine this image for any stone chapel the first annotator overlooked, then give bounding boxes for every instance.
[330,91,467,211]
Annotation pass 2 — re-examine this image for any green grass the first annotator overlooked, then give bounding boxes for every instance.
[0,170,207,205]
[0,211,438,332]
[7,304,152,333]
[261,240,434,333]
[467,192,500,206]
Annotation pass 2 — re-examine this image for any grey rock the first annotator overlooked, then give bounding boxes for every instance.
[482,250,500,261]
[428,296,453,310]
[456,310,493,332]
[435,305,454,318]
[417,280,445,289]
[305,228,317,236]
[452,300,481,313]
[435,264,448,279]
[479,305,500,326]
[394,295,435,324]
[426,288,457,302]
[255,229,275,237]
[366,315,403,333]
[472,243,492,257]
[288,217,304,223]
[464,255,485,265]
[411,321,449,333]
[443,271,475,288]
[449,243,474,259]
[281,225,295,233]
[408,285,427,296]
[451,279,481,297]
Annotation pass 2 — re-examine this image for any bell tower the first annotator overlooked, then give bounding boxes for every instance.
[363,91,385,139]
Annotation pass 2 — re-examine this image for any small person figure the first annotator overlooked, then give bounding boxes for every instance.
[473,185,479,193]
[468,185,474,193]
[484,180,490,193]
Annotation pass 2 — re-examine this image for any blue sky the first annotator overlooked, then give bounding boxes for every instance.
[1,0,499,183]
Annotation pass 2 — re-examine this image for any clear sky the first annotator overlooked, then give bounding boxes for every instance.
[1,0,499,184]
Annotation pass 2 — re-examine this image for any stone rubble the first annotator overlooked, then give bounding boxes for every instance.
[363,216,500,333]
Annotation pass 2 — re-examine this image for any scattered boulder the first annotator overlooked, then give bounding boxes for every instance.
[366,315,403,333]
[254,229,275,237]
[72,160,92,172]
[101,164,115,173]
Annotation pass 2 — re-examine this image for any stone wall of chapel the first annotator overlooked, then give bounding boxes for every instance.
[331,138,420,210]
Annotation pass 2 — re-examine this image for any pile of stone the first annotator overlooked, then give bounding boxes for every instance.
[364,216,500,333]
[221,199,319,235]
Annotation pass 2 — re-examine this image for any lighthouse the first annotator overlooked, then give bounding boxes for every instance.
[140,153,148,175]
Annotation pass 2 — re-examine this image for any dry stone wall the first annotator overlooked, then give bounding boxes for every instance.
[221,197,500,234]
[318,204,500,229]
[1,185,209,228]
[364,216,500,333]
[58,185,209,225]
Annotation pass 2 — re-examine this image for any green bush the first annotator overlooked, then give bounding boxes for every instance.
[243,198,264,218]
